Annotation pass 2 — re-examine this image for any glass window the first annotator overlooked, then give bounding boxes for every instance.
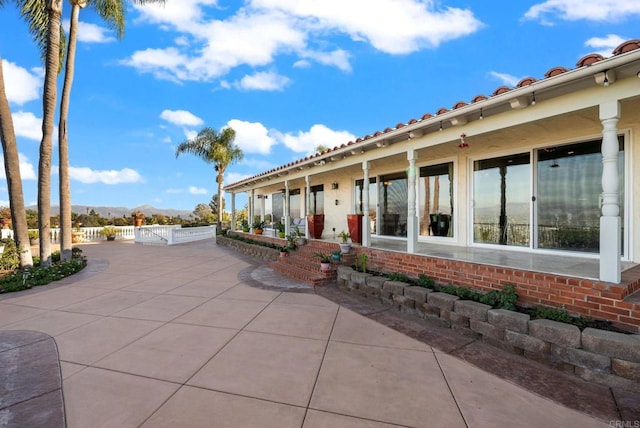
[379,172,407,237]
[271,192,283,223]
[309,185,324,215]
[473,153,530,246]
[419,162,453,237]
[355,178,377,234]
[536,137,624,253]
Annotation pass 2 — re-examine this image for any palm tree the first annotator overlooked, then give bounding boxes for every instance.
[58,0,165,261]
[37,0,64,266]
[0,0,55,268]
[176,127,243,230]
[0,56,33,267]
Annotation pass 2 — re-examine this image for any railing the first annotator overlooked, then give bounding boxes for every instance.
[134,225,216,245]
[1,226,136,243]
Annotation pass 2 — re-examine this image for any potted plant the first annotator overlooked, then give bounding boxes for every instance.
[331,249,342,262]
[252,219,265,235]
[132,210,144,227]
[72,227,84,243]
[338,230,351,254]
[313,252,332,271]
[28,230,39,245]
[275,221,286,238]
[102,226,117,241]
[277,245,289,258]
[0,207,11,229]
[293,226,307,246]
[240,219,250,232]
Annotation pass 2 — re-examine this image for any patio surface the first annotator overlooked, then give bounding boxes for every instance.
[0,239,637,427]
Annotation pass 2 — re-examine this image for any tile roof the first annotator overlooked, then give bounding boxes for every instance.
[227,39,640,189]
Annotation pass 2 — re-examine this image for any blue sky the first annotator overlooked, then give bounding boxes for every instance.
[1,0,639,212]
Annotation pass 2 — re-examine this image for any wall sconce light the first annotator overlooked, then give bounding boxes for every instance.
[479,108,484,120]
[439,121,443,131]
[331,182,339,190]
[531,92,536,105]
[595,69,616,86]
[335,199,339,205]
[458,133,468,149]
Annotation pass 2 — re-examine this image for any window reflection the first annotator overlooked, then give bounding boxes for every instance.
[419,162,453,237]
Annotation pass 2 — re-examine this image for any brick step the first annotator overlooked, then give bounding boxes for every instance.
[270,259,336,286]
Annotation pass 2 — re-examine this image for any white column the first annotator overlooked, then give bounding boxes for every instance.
[407,150,418,253]
[231,192,236,231]
[249,189,255,232]
[305,175,311,239]
[362,161,371,247]
[599,101,621,283]
[284,181,290,236]
[303,175,311,215]
[260,195,266,222]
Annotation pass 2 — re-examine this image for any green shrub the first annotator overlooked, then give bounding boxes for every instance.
[417,274,435,289]
[0,239,20,271]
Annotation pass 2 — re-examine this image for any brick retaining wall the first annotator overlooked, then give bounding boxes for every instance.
[337,265,640,391]
[353,247,640,333]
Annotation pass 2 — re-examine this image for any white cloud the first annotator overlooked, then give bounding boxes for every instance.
[189,186,208,194]
[183,129,198,140]
[165,188,184,194]
[227,119,277,154]
[524,0,640,23]
[276,124,356,153]
[160,109,204,127]
[62,19,116,43]
[127,0,482,82]
[224,171,251,186]
[69,167,143,184]
[236,70,291,91]
[12,111,42,141]
[585,34,626,57]
[252,0,483,54]
[489,71,520,87]
[2,60,43,105]
[0,153,36,180]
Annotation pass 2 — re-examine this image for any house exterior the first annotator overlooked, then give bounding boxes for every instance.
[224,40,640,331]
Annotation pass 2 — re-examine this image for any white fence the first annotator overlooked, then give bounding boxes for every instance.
[134,225,216,245]
[2,224,216,246]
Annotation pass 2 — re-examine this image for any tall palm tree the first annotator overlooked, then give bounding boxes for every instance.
[176,127,243,230]
[0,0,55,268]
[0,56,33,267]
[37,0,63,266]
[58,0,165,260]
[58,0,165,261]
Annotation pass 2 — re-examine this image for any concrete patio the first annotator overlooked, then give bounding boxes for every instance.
[0,240,636,427]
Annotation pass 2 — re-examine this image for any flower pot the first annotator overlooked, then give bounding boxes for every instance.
[320,262,331,271]
[134,218,143,227]
[72,232,84,243]
[339,243,351,254]
[280,251,288,258]
[307,214,324,239]
[254,229,263,235]
[29,238,38,246]
[347,214,363,244]
[106,236,116,241]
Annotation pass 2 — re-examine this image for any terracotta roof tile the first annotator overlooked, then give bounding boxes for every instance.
[613,39,640,55]
[421,113,433,120]
[576,53,604,67]
[436,107,449,115]
[493,86,511,95]
[544,67,568,78]
[471,95,488,103]
[517,77,537,87]
[453,101,468,109]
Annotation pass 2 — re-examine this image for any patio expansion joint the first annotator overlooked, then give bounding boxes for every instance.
[431,350,471,428]
[301,302,341,427]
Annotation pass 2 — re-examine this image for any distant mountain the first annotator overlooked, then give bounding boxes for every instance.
[27,204,193,219]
